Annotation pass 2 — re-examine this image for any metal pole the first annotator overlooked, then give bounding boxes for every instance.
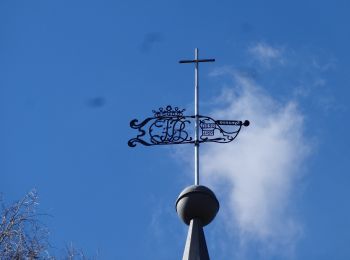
[194,48,199,185]
[179,49,214,185]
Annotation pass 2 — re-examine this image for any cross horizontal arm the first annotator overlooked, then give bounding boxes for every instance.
[179,59,215,64]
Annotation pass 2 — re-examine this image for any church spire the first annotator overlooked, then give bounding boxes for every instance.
[176,185,219,260]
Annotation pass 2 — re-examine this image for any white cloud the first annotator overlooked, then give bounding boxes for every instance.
[172,43,338,258]
[312,57,336,72]
[249,42,284,67]
[199,71,310,258]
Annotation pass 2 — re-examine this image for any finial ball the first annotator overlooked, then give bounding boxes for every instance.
[176,185,219,226]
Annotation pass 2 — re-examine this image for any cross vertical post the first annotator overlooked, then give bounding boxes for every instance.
[194,48,199,185]
[179,49,215,185]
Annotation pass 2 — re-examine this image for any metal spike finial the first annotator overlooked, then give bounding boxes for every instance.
[179,48,215,185]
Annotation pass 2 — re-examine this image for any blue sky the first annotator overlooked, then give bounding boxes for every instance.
[1,0,349,259]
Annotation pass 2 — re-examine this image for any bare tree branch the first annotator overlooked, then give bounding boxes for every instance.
[0,191,98,260]
[0,190,52,259]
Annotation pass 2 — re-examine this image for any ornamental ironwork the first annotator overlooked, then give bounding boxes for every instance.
[128,105,249,147]
[128,49,250,186]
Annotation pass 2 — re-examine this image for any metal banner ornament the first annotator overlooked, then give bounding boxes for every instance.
[128,49,250,185]
[128,105,249,147]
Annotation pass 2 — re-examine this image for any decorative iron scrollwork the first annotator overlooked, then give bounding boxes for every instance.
[199,116,249,144]
[128,105,249,147]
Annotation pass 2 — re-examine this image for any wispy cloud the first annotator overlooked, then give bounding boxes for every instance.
[198,70,310,258]
[173,43,337,258]
[248,42,284,67]
[146,196,186,259]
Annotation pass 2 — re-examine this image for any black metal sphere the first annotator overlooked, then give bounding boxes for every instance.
[176,185,219,226]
